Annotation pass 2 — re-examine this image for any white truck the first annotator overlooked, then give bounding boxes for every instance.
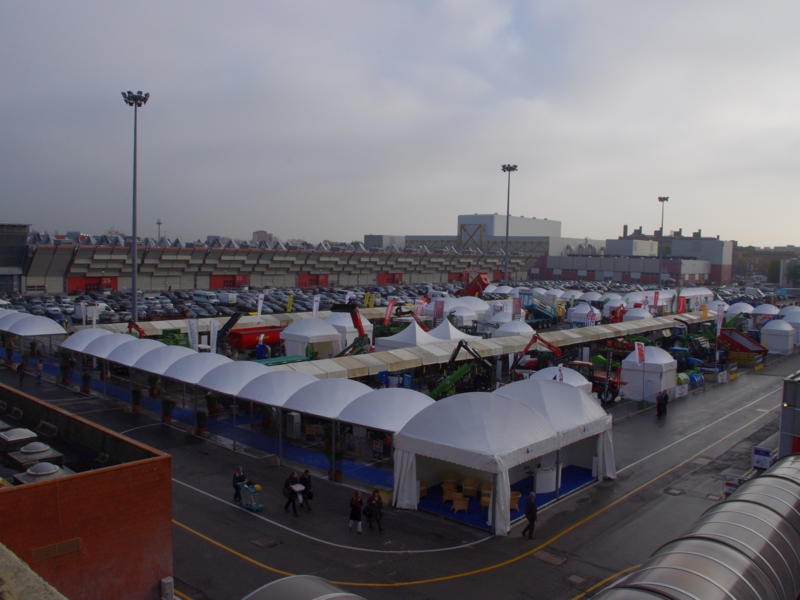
[216,292,237,305]
[72,302,116,324]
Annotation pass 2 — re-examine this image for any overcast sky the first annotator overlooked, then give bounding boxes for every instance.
[2,2,798,247]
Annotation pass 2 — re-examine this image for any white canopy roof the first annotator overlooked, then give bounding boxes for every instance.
[494,285,513,294]
[780,305,800,316]
[81,334,138,359]
[162,353,233,385]
[424,298,472,316]
[283,378,372,419]
[752,304,780,315]
[105,338,166,367]
[373,323,440,351]
[236,370,319,407]
[0,308,17,318]
[486,311,513,327]
[544,289,564,298]
[561,290,582,301]
[493,320,534,338]
[528,367,591,392]
[622,345,675,366]
[61,328,114,352]
[394,392,559,473]
[762,319,794,332]
[783,312,800,325]
[706,300,729,314]
[198,361,275,396]
[496,379,611,446]
[5,316,67,336]
[324,312,374,332]
[336,388,435,433]
[132,345,196,375]
[427,320,480,341]
[0,312,33,330]
[448,306,478,321]
[280,319,341,343]
[726,302,754,316]
[598,293,621,303]
[483,284,497,294]
[622,308,653,322]
[579,291,602,302]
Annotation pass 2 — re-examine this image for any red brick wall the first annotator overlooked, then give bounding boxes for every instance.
[0,455,172,600]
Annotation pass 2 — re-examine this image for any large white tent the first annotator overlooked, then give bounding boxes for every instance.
[544,289,564,300]
[0,312,34,331]
[60,328,113,352]
[283,379,372,420]
[602,299,626,318]
[492,320,534,339]
[448,306,478,328]
[393,392,559,535]
[324,313,374,349]
[780,305,800,317]
[726,302,755,319]
[81,334,139,359]
[622,308,653,322]
[706,300,729,314]
[5,316,67,337]
[337,388,434,433]
[579,291,602,303]
[105,339,166,367]
[620,346,678,401]
[198,361,275,396]
[162,353,233,385]
[280,319,342,359]
[132,345,196,375]
[236,371,318,407]
[528,367,592,393]
[761,320,795,355]
[566,303,600,325]
[427,320,480,342]
[753,304,780,316]
[373,323,440,352]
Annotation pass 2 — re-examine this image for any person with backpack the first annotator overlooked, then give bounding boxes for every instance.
[656,390,669,418]
[365,489,384,531]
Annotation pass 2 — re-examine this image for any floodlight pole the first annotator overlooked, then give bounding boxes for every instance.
[502,164,518,286]
[122,91,150,322]
[658,196,669,286]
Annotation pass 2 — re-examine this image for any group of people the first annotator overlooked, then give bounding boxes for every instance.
[348,489,384,533]
[16,358,44,386]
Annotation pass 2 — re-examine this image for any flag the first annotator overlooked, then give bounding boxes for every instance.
[635,341,645,365]
[209,319,219,354]
[256,293,264,326]
[186,319,199,351]
[312,294,320,319]
[384,298,396,325]
[558,365,564,381]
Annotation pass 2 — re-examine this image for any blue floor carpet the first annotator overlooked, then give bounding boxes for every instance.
[418,466,596,531]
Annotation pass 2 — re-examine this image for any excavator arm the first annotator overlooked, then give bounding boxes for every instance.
[509,334,562,373]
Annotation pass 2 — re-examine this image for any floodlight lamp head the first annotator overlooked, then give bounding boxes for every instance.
[658,196,669,203]
[501,164,518,173]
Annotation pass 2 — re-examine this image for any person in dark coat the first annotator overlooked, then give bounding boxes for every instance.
[349,490,363,534]
[232,467,247,504]
[656,390,669,417]
[284,472,300,516]
[366,489,384,531]
[521,492,538,539]
[298,470,312,511]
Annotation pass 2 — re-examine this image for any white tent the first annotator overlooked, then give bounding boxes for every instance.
[61,328,114,352]
[620,346,678,401]
[726,302,754,320]
[761,320,795,355]
[531,288,547,295]
[5,316,67,337]
[374,323,440,352]
[494,285,513,295]
[509,287,530,298]
[566,303,600,325]
[0,308,17,318]
[752,304,780,316]
[427,320,480,342]
[132,345,196,375]
[283,379,372,419]
[236,370,318,407]
[324,313,374,349]
[706,300,729,314]
[448,306,478,328]
[602,298,626,318]
[280,319,342,359]
[161,353,232,385]
[528,367,592,393]
[779,305,800,317]
[198,361,274,396]
[105,339,166,367]
[782,312,800,345]
[598,293,621,303]
[492,320,534,339]
[393,392,559,535]
[81,334,138,359]
[579,291,602,302]
[544,289,564,299]
[486,311,513,330]
[483,284,497,294]
[622,308,653,322]
[0,312,34,331]
[337,388,434,433]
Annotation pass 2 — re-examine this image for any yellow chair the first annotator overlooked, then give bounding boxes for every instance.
[452,496,469,514]
[419,480,427,499]
[480,494,491,510]
[509,491,522,511]
[442,487,459,503]
[480,481,493,495]
[442,471,460,485]
[461,478,479,498]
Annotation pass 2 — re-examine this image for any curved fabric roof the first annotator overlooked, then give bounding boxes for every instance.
[422,298,467,316]
[283,378,372,419]
[753,304,780,315]
[336,388,435,433]
[727,302,754,316]
[486,311,512,327]
[5,316,67,336]
[496,379,611,446]
[197,361,274,395]
[280,318,341,342]
[780,305,800,316]
[81,334,138,359]
[579,291,602,302]
[61,328,114,352]
[394,392,559,473]
[494,285,513,294]
[598,293,621,302]
[427,320,480,341]
[0,312,33,331]
[528,367,591,390]
[324,313,373,331]
[105,338,166,367]
[622,345,675,365]
[483,284,497,294]
[237,370,318,407]
[0,308,17,318]
[706,300,729,313]
[544,289,564,298]
[493,320,534,338]
[132,345,197,375]
[783,312,800,326]
[449,295,490,314]
[622,308,653,321]
[763,319,794,332]
[162,353,233,385]
[373,323,440,350]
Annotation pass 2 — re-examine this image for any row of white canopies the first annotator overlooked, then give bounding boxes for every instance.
[0,309,70,337]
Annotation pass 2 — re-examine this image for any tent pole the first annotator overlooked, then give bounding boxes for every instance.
[278,408,283,465]
[331,420,336,481]
[491,472,498,535]
[233,395,238,452]
[555,450,561,499]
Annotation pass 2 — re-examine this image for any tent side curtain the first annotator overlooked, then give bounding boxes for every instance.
[392,449,418,510]
[597,425,617,480]
[558,414,613,448]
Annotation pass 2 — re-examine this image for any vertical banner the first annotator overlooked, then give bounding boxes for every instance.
[312,295,321,319]
[256,293,264,326]
[344,291,354,304]
[512,297,522,321]
[716,309,725,337]
[558,364,564,381]
[653,291,660,315]
[635,341,645,365]
[286,294,294,313]
[434,299,445,327]
[383,298,396,325]
[91,306,97,329]
[702,303,708,319]
[585,309,596,327]
[81,302,86,327]
[186,319,199,351]
[414,299,426,317]
[677,296,686,314]
[209,319,219,354]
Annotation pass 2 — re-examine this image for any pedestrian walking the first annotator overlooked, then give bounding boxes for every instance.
[232,467,247,504]
[656,390,668,418]
[283,471,300,516]
[365,489,384,531]
[348,490,363,534]
[298,469,313,511]
[18,362,25,386]
[35,359,43,384]
[521,492,538,539]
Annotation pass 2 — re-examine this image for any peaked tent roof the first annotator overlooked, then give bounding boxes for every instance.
[427,320,480,341]
[337,388,435,433]
[528,367,591,389]
[373,322,440,350]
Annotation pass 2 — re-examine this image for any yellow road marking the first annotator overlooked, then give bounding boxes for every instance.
[174,590,192,600]
[570,564,642,600]
[173,404,777,588]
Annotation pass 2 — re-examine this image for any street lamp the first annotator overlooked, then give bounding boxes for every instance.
[121,90,150,322]
[658,196,669,285]
[501,164,518,286]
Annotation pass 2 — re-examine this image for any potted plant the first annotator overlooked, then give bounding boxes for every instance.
[81,371,92,393]
[131,388,143,411]
[28,341,38,358]
[148,374,160,397]
[196,410,208,435]
[162,399,176,423]
[206,392,220,415]
[59,350,72,384]
[327,448,345,482]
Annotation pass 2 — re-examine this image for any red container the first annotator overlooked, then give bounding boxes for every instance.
[227,326,283,350]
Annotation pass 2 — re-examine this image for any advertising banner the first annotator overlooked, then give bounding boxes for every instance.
[312,295,321,319]
[635,341,645,365]
[384,298,396,325]
[512,298,522,320]
[256,293,264,326]
[434,299,445,326]
[186,319,199,351]
[677,296,686,314]
[286,294,294,313]
[414,299,426,317]
[209,319,219,354]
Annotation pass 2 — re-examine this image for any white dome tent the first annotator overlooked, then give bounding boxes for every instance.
[492,320,534,339]
[451,296,490,319]
[761,320,795,355]
[427,320,480,342]
[393,392,559,535]
[726,302,754,321]
[132,345,196,375]
[620,346,678,401]
[280,319,342,359]
[779,305,800,317]
[61,328,114,352]
[602,298,626,318]
[567,303,600,325]
[579,291,602,303]
[447,306,478,328]
[622,308,653,322]
[706,300,729,314]
[324,313,373,350]
[486,310,513,330]
[337,388,435,434]
[528,367,592,394]
[782,312,800,344]
[374,322,440,352]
